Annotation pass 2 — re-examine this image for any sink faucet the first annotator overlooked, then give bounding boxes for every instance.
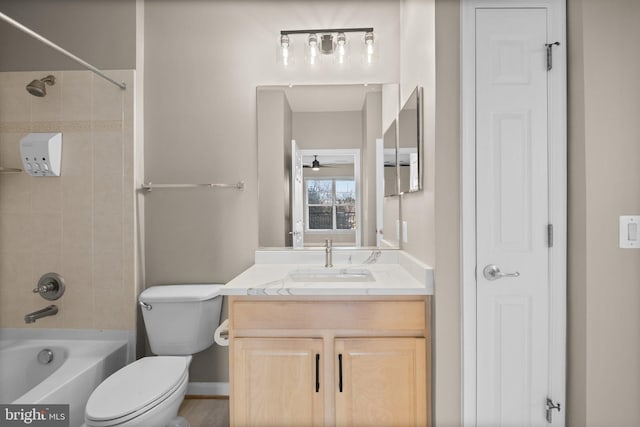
[325,239,333,268]
[24,305,58,324]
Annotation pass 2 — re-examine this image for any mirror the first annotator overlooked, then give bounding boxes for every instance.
[257,84,400,249]
[398,86,423,193]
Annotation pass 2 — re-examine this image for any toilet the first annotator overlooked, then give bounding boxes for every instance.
[84,284,224,427]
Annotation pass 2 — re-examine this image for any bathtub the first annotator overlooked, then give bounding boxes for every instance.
[0,331,129,427]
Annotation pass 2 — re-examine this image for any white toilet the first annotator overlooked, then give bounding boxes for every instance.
[84,284,224,427]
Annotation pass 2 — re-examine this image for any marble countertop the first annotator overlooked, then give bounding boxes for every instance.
[221,249,434,296]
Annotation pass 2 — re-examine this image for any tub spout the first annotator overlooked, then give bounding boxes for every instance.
[24,305,58,324]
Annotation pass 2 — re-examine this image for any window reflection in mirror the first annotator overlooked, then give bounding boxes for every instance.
[398,86,423,193]
[256,84,400,249]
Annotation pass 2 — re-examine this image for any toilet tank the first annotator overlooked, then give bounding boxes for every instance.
[139,284,224,355]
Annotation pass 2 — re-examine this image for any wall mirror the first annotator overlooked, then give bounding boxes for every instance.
[257,84,400,249]
[398,86,423,193]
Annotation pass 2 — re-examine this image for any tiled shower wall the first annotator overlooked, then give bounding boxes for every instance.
[0,70,137,330]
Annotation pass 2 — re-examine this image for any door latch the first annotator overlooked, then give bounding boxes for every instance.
[546,398,561,423]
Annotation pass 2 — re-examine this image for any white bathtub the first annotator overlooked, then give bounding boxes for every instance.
[0,331,130,427]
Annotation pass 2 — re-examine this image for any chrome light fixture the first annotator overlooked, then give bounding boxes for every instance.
[278,27,374,67]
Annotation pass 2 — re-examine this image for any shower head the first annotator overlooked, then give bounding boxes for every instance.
[26,75,56,97]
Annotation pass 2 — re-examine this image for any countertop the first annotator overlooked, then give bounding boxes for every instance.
[221,249,434,296]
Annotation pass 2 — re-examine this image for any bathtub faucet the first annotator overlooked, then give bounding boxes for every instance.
[24,305,58,324]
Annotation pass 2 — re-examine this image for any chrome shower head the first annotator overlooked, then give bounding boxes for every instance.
[26,75,56,97]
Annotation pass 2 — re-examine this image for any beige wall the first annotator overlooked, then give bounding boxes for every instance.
[362,91,382,246]
[144,0,400,382]
[399,0,436,266]
[0,0,136,71]
[0,70,137,331]
[432,1,461,425]
[399,1,462,426]
[293,111,363,150]
[257,90,291,247]
[568,0,640,425]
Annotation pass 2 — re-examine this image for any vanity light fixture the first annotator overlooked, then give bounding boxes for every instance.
[279,27,374,67]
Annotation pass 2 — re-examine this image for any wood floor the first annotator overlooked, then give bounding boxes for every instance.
[178,397,230,427]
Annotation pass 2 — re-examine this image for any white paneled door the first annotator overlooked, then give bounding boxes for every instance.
[292,140,304,248]
[476,8,554,426]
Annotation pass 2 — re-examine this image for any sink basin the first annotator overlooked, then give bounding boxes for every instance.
[287,268,374,283]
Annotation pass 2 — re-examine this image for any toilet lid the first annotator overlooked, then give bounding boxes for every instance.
[85,356,188,422]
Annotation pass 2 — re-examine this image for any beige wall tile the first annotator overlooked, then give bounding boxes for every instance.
[92,76,124,121]
[62,177,93,216]
[93,131,123,178]
[0,72,32,123]
[31,251,62,284]
[94,211,123,254]
[61,211,92,255]
[93,287,131,330]
[93,248,123,289]
[59,251,94,328]
[31,72,62,123]
[0,173,31,214]
[0,250,32,289]
[107,70,134,122]
[0,70,135,331]
[0,132,28,169]
[61,71,92,122]
[30,212,63,255]
[0,213,32,254]
[0,251,33,327]
[94,173,123,216]
[30,177,62,214]
[61,132,92,178]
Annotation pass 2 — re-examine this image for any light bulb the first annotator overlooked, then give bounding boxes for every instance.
[279,34,292,67]
[307,34,319,65]
[335,32,347,64]
[364,32,375,64]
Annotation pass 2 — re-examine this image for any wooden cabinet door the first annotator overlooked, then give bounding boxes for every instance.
[335,338,427,427]
[232,338,324,427]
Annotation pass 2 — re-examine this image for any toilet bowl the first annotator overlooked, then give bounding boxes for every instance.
[85,356,190,427]
[84,284,224,427]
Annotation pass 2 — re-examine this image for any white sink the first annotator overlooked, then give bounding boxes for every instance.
[287,268,375,283]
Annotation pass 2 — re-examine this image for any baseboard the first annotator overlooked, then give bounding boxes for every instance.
[186,382,229,397]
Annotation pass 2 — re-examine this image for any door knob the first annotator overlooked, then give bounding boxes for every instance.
[482,264,520,281]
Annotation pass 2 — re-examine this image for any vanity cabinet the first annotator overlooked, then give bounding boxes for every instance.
[229,296,431,427]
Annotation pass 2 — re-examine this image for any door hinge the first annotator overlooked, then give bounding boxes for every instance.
[547,224,554,248]
[545,41,560,71]
[546,398,561,423]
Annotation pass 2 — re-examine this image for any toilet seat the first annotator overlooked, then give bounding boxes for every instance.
[85,357,189,426]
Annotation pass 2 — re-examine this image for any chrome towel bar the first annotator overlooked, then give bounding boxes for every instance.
[141,181,245,192]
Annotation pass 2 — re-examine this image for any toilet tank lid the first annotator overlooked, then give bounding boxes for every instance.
[139,284,224,303]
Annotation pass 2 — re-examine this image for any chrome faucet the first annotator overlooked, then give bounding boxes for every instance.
[324,239,333,268]
[24,305,58,324]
